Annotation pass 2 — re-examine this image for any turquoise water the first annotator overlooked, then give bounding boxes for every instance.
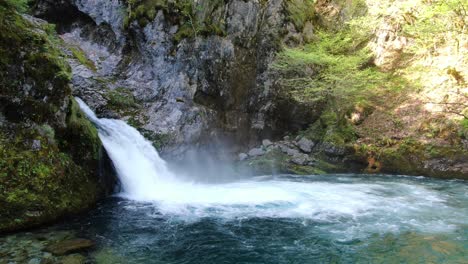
[3,174,465,263]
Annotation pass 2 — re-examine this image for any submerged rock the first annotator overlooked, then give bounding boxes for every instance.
[45,239,94,256]
[59,254,86,264]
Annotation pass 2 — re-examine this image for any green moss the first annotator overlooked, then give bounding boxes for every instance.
[69,46,97,71]
[66,97,101,162]
[106,87,138,110]
[288,164,326,175]
[0,5,104,232]
[239,149,327,175]
[0,2,72,124]
[242,149,289,175]
[0,130,97,231]
[140,130,171,150]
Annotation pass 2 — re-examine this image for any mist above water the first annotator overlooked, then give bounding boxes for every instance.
[77,98,468,241]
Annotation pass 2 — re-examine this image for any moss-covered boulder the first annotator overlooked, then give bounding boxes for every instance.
[0,1,107,232]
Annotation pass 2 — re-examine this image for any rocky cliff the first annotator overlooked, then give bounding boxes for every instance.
[31,0,467,178]
[0,0,114,232]
[33,0,318,159]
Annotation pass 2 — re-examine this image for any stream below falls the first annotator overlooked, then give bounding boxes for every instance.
[1,174,467,263]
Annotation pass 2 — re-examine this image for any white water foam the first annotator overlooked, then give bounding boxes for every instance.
[76,98,467,239]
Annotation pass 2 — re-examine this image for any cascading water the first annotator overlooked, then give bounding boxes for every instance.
[76,98,177,201]
[76,97,467,238]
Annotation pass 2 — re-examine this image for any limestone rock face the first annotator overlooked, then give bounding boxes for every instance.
[33,0,317,159]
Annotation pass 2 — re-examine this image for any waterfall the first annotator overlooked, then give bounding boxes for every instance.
[76,98,464,239]
[76,98,178,200]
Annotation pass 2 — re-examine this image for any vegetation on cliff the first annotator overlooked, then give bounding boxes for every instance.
[0,1,104,232]
[123,0,227,41]
[273,0,467,177]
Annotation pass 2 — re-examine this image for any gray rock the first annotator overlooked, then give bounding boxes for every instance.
[296,137,315,153]
[262,139,273,148]
[462,139,468,150]
[34,0,316,159]
[238,153,248,161]
[248,148,266,157]
[28,258,41,264]
[321,143,346,156]
[278,143,300,156]
[290,153,310,166]
[32,140,41,151]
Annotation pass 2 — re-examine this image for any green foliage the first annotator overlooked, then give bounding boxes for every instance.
[274,30,390,104]
[274,29,400,144]
[4,0,29,13]
[286,0,315,31]
[402,0,467,56]
[459,118,468,139]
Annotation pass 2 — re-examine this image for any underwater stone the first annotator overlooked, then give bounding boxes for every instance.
[45,239,94,256]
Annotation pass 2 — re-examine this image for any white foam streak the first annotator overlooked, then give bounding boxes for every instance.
[76,97,176,200]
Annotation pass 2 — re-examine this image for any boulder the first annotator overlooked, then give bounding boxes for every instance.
[278,143,300,156]
[296,138,315,153]
[248,148,266,157]
[262,139,273,148]
[238,153,248,161]
[290,153,310,166]
[321,142,346,156]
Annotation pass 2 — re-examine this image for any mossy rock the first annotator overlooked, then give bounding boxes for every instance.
[124,0,226,42]
[239,149,326,176]
[0,5,105,232]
